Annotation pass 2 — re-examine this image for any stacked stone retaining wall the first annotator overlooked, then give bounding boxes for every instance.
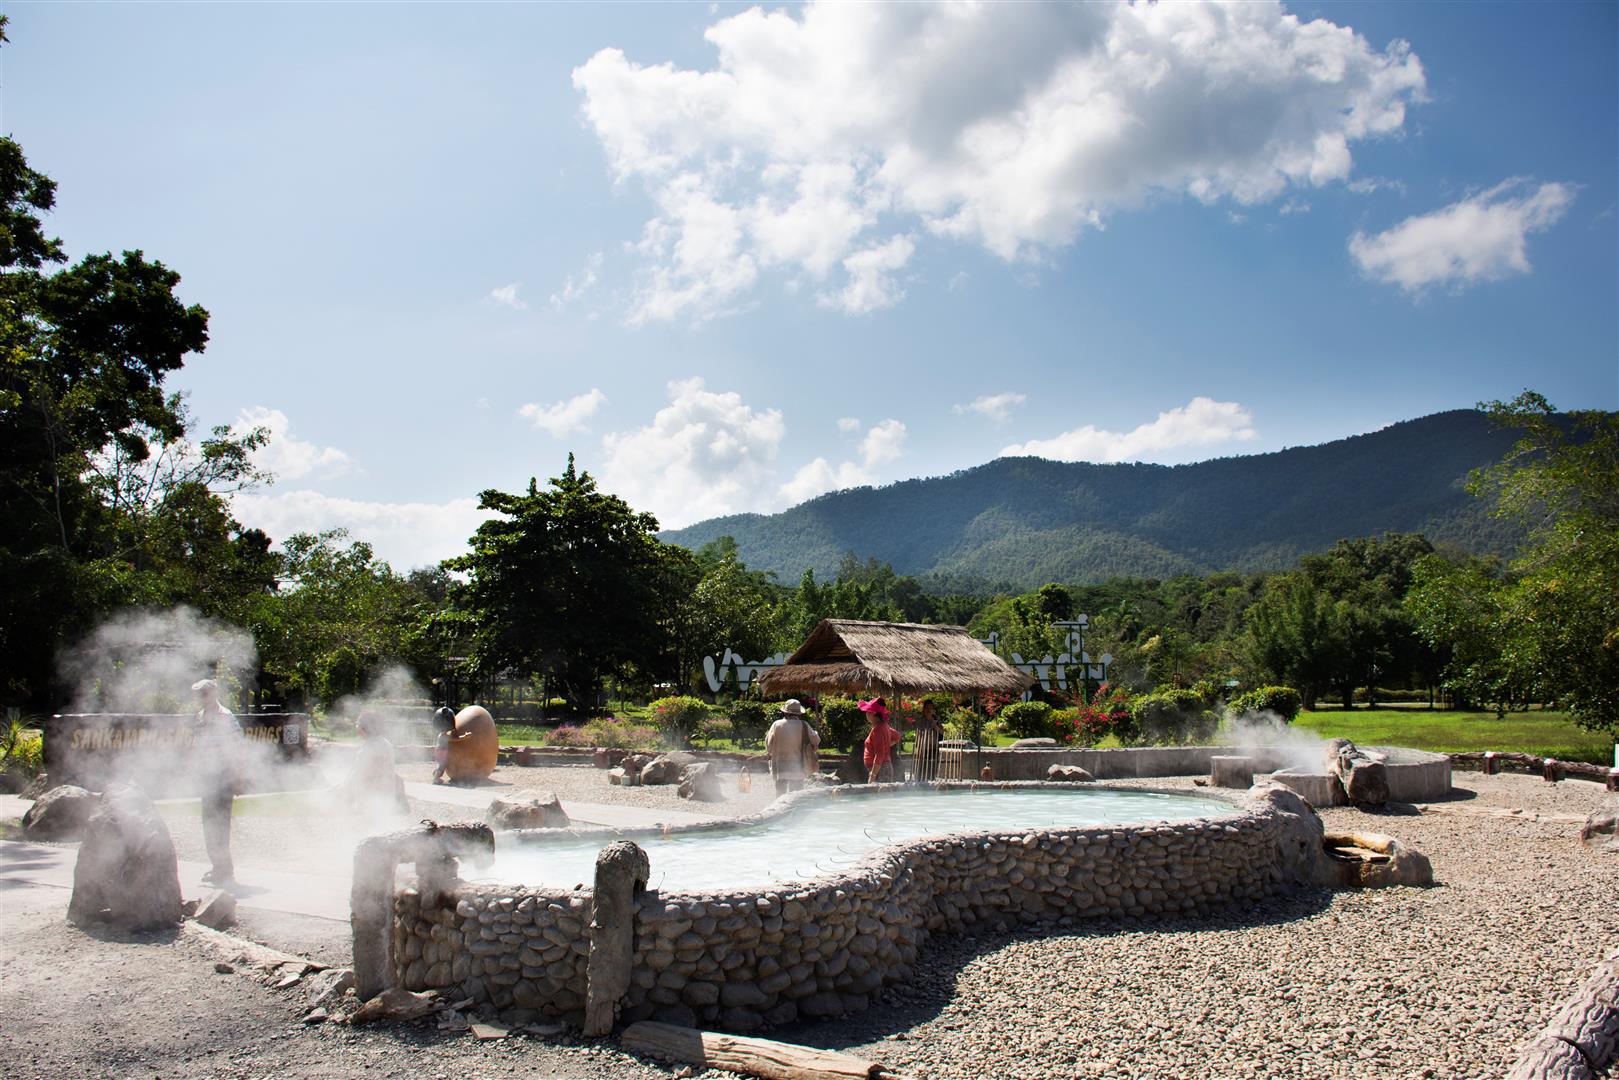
[389,782,1320,1030]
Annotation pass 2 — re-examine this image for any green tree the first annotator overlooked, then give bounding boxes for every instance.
[1246,574,1341,709]
[448,457,692,709]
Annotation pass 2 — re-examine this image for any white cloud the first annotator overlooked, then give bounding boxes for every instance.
[859,418,907,467]
[232,407,351,481]
[836,416,861,433]
[947,270,969,292]
[954,392,1027,424]
[779,457,872,505]
[486,283,528,310]
[819,235,915,314]
[1349,179,1575,295]
[232,490,487,570]
[549,252,603,311]
[1001,396,1257,463]
[575,1,1426,322]
[518,388,608,438]
[599,377,786,527]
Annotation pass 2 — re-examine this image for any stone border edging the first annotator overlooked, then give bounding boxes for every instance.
[1506,947,1619,1079]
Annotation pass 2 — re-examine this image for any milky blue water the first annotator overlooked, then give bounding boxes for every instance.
[471,786,1233,892]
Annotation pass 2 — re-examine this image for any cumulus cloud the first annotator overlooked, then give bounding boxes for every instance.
[232,490,486,571]
[955,392,1028,423]
[1001,397,1256,463]
[779,457,872,505]
[575,1,1425,322]
[232,407,351,481]
[549,252,603,310]
[599,377,786,527]
[1349,180,1575,295]
[859,418,907,467]
[836,416,862,433]
[518,388,608,437]
[486,283,528,310]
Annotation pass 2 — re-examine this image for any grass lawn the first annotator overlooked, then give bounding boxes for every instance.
[1294,706,1615,765]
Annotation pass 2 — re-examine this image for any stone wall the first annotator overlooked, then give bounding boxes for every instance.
[389,782,1326,1031]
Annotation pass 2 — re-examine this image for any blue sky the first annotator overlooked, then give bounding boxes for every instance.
[5,1,1615,568]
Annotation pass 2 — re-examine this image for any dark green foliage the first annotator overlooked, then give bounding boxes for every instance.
[998,700,1056,740]
[1129,690,1218,745]
[728,699,769,747]
[663,412,1525,589]
[818,698,867,752]
[648,696,712,746]
[1228,685,1302,723]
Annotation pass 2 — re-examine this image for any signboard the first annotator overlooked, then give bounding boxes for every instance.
[701,648,789,694]
[44,712,315,794]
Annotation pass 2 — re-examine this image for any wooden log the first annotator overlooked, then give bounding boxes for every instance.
[621,1021,899,1080]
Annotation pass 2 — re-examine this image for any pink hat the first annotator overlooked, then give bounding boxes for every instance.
[857,698,889,719]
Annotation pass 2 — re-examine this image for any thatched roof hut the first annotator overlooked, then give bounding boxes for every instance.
[756,619,1036,698]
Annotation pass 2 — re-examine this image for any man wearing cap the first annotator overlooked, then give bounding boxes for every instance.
[192,678,244,886]
[764,699,821,795]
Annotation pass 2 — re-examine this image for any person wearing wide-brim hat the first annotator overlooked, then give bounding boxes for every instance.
[764,699,821,795]
[191,678,244,887]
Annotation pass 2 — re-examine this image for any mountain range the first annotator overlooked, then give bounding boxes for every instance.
[662,410,1525,590]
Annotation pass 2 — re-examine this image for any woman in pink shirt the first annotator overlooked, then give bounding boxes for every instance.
[860,697,901,783]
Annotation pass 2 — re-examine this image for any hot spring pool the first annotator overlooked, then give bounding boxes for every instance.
[468,785,1234,892]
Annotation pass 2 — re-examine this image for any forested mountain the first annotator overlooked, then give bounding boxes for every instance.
[662,410,1526,590]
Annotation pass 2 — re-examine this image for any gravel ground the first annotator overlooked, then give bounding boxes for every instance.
[3,770,1614,1078]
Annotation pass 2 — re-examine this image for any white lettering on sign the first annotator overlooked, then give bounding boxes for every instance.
[701,648,789,693]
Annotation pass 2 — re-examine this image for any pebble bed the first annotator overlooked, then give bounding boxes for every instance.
[809,773,1619,1079]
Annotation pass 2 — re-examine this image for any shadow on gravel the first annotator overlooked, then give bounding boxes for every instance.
[777,889,1339,1053]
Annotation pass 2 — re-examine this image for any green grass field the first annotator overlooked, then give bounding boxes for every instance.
[1294,706,1615,765]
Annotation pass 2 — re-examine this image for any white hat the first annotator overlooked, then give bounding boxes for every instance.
[191,679,219,693]
[780,699,805,715]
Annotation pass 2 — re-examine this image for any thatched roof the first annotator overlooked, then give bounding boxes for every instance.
[756,619,1036,697]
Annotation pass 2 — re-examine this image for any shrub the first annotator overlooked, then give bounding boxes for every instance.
[728,700,770,747]
[0,717,43,778]
[999,700,1056,740]
[544,724,589,747]
[1187,679,1225,708]
[819,698,867,752]
[1054,684,1134,746]
[1129,690,1218,745]
[693,716,734,746]
[1228,685,1303,724]
[647,696,713,746]
[555,716,661,750]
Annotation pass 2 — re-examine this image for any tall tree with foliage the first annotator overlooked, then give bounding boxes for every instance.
[1414,394,1619,733]
[449,457,694,709]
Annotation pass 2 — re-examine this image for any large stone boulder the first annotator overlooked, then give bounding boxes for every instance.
[1582,805,1619,854]
[22,784,98,840]
[1010,738,1059,749]
[67,783,183,931]
[640,752,696,786]
[677,762,724,802]
[1250,782,1334,888]
[1323,831,1434,888]
[1325,738,1390,807]
[487,793,570,830]
[1047,764,1094,783]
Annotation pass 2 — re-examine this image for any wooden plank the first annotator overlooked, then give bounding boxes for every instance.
[621,1021,898,1080]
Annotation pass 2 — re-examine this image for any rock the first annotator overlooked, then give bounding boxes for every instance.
[67,784,183,931]
[306,968,357,1012]
[1011,738,1059,749]
[303,1008,328,1024]
[677,762,724,802]
[470,1022,510,1040]
[607,767,630,786]
[1324,831,1435,888]
[22,784,98,840]
[19,772,52,800]
[1580,806,1618,853]
[584,839,651,1036]
[1249,783,1334,888]
[193,888,237,930]
[214,962,236,974]
[1047,765,1094,783]
[620,753,654,780]
[487,793,570,830]
[641,752,696,786]
[1325,739,1390,807]
[800,991,846,1018]
[593,748,628,769]
[350,987,440,1024]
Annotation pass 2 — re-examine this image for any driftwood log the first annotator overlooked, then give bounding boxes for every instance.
[1506,947,1619,1079]
[1325,739,1389,806]
[1322,831,1433,888]
[622,1021,900,1079]
[1450,751,1617,787]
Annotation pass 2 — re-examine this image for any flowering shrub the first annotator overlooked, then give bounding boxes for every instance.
[1053,684,1135,746]
[977,691,1017,718]
[543,724,589,747]
[547,717,661,750]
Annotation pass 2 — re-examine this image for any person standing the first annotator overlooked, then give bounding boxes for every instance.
[913,698,944,781]
[192,679,244,887]
[861,698,902,783]
[765,699,820,795]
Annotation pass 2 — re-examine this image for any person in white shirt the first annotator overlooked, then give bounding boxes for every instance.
[764,699,821,795]
[192,679,243,886]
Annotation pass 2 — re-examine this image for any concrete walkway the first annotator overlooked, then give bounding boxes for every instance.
[0,839,352,921]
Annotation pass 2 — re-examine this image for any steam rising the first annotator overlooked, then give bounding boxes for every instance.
[1220,708,1328,770]
[60,607,256,715]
